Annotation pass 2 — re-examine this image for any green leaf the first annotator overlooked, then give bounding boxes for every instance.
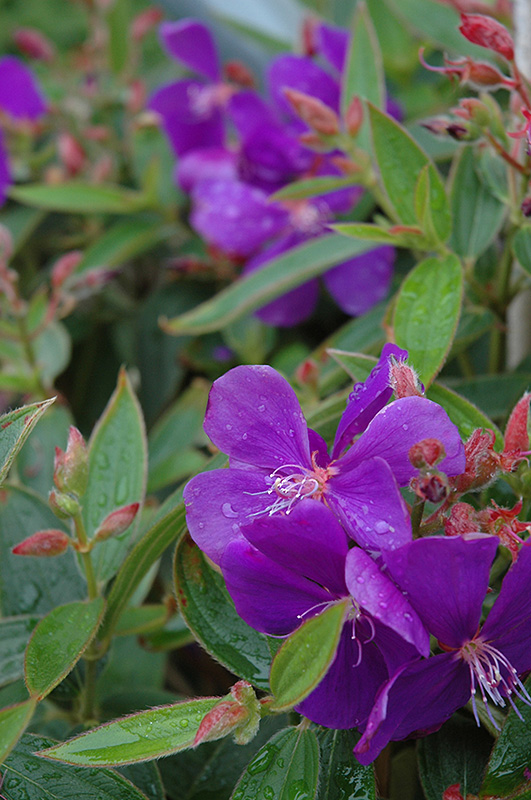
[38,696,221,766]
[83,367,147,584]
[33,321,72,386]
[99,503,186,642]
[271,175,361,202]
[231,727,320,800]
[0,397,55,485]
[342,2,384,151]
[24,598,105,700]
[418,715,492,800]
[393,253,463,386]
[444,373,531,423]
[449,146,506,258]
[114,604,168,637]
[0,699,36,764]
[368,103,451,242]
[513,226,531,276]
[15,403,74,497]
[0,486,85,616]
[119,763,165,800]
[162,235,372,335]
[270,601,348,711]
[174,536,272,690]
[9,182,147,214]
[76,218,172,274]
[4,733,152,798]
[0,206,45,253]
[106,0,129,74]
[316,728,376,800]
[333,222,403,245]
[0,616,40,688]
[427,383,502,447]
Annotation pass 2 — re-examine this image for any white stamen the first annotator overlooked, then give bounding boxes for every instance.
[243,463,323,518]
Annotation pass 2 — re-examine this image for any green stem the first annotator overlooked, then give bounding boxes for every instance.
[410,498,425,538]
[488,231,516,374]
[73,512,100,722]
[73,513,98,601]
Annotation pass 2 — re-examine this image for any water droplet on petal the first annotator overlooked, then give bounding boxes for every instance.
[222,502,239,519]
[356,576,365,584]
[379,601,388,609]
[404,612,412,621]
[374,520,389,534]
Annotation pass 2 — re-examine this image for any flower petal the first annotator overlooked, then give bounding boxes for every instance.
[296,623,388,729]
[0,56,47,120]
[354,654,470,765]
[268,55,340,127]
[204,365,312,470]
[316,23,349,74]
[332,343,407,458]
[241,500,348,596]
[176,146,238,193]
[324,246,394,317]
[221,539,332,636]
[328,456,411,551]
[159,20,221,82]
[148,80,224,156]
[342,395,466,485]
[345,548,429,656]
[384,535,498,648]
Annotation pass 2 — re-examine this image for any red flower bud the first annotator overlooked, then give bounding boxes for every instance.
[58,133,86,177]
[131,7,163,41]
[389,357,424,398]
[442,785,464,800]
[412,473,449,504]
[444,502,480,537]
[295,358,319,388]
[51,251,82,289]
[194,681,260,746]
[449,429,499,493]
[283,88,340,136]
[409,438,446,469]
[459,13,514,61]
[504,393,531,455]
[54,426,89,497]
[93,502,140,541]
[345,96,364,136]
[13,529,70,556]
[224,60,255,89]
[13,28,55,61]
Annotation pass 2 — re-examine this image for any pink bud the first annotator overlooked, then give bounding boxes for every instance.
[345,96,364,136]
[459,13,514,60]
[449,429,499,493]
[442,785,464,800]
[49,488,81,519]
[389,357,423,398]
[409,438,446,469]
[13,529,70,556]
[127,79,146,114]
[504,393,531,454]
[54,426,89,496]
[91,154,114,184]
[51,251,82,289]
[295,358,319,387]
[283,88,340,136]
[444,502,480,537]
[13,28,55,62]
[224,60,255,89]
[131,7,163,41]
[58,133,86,177]
[93,502,140,541]
[194,681,260,746]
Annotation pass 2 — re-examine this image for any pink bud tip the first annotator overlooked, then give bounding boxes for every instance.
[131,7,163,41]
[459,13,514,61]
[13,530,70,556]
[94,502,140,541]
[283,88,340,136]
[389,357,424,398]
[13,28,55,61]
[409,438,446,469]
[504,393,531,455]
[345,96,364,136]
[51,251,83,289]
[58,133,86,177]
[193,701,247,746]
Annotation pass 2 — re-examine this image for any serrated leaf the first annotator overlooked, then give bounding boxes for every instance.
[39,696,221,766]
[270,601,348,711]
[4,733,152,798]
[513,226,531,276]
[77,218,172,274]
[0,616,40,688]
[0,699,36,764]
[9,182,147,214]
[83,367,147,584]
[316,728,376,800]
[24,598,105,699]
[368,103,451,242]
[231,727,319,800]
[0,398,55,485]
[162,235,372,335]
[0,486,85,616]
[174,536,272,690]
[450,146,506,258]
[393,254,463,386]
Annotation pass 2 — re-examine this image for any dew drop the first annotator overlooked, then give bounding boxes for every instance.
[242,433,248,440]
[379,601,388,610]
[404,612,412,621]
[356,576,365,584]
[225,423,233,431]
[374,520,389,534]
[361,504,368,515]
[222,502,239,519]
[258,404,266,412]
[179,719,189,728]
[402,424,409,431]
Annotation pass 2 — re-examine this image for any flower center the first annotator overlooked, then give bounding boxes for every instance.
[459,638,531,727]
[244,457,336,518]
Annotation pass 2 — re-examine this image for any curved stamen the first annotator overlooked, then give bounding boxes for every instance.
[243,462,325,518]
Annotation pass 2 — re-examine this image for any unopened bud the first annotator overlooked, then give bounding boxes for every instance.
[295,358,319,388]
[412,473,449,504]
[51,251,82,289]
[454,97,490,126]
[459,13,514,61]
[389,356,424,398]
[450,428,499,493]
[283,88,340,136]
[13,28,55,62]
[446,122,470,140]
[224,60,255,88]
[464,60,512,89]
[127,79,146,114]
[131,7,163,41]
[58,133,85,177]
[345,96,364,137]
[53,426,89,496]
[442,785,464,800]
[194,681,260,746]
[504,393,531,454]
[409,438,446,469]
[49,488,81,519]
[13,529,70,556]
[93,502,140,541]
[444,502,479,537]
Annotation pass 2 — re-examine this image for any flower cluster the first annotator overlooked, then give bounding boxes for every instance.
[148,18,397,326]
[184,347,531,762]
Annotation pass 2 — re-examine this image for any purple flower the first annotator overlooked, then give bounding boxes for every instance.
[220,500,428,728]
[183,349,465,564]
[354,536,531,764]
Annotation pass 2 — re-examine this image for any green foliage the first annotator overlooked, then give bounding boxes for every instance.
[0,398,55,486]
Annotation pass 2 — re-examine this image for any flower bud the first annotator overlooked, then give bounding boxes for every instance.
[459,13,514,61]
[345,96,364,137]
[13,28,55,61]
[131,7,163,41]
[224,60,255,88]
[504,393,530,455]
[449,428,499,493]
[412,473,449,504]
[295,358,319,388]
[58,133,86,177]
[51,251,82,290]
[444,502,479,537]
[13,529,70,556]
[194,681,260,746]
[409,438,446,469]
[93,502,140,541]
[127,79,146,114]
[283,88,340,136]
[442,785,464,800]
[389,356,424,398]
[49,489,81,519]
[53,426,89,497]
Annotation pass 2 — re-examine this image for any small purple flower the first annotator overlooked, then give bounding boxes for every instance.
[183,348,465,563]
[354,536,531,764]
[220,500,428,728]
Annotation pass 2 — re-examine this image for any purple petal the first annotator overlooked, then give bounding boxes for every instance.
[308,428,330,468]
[328,456,411,551]
[342,395,466,485]
[241,500,348,596]
[386,96,404,123]
[183,468,275,565]
[268,55,340,128]
[373,622,424,674]
[0,56,47,120]
[204,365,312,471]
[190,180,289,257]
[296,623,388,728]
[312,157,363,214]
[229,90,278,138]
[345,548,429,656]
[221,539,332,636]
[159,20,221,82]
[324,246,394,317]
[176,146,238,193]
[239,124,312,192]
[481,543,531,671]
[354,654,470,765]
[148,80,224,157]
[0,131,11,205]
[332,343,408,459]
[316,23,350,74]
[384,535,499,648]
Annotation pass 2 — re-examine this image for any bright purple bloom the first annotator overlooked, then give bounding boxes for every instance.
[183,351,465,563]
[159,20,221,82]
[220,500,428,728]
[268,54,340,132]
[354,536,531,764]
[0,56,47,121]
